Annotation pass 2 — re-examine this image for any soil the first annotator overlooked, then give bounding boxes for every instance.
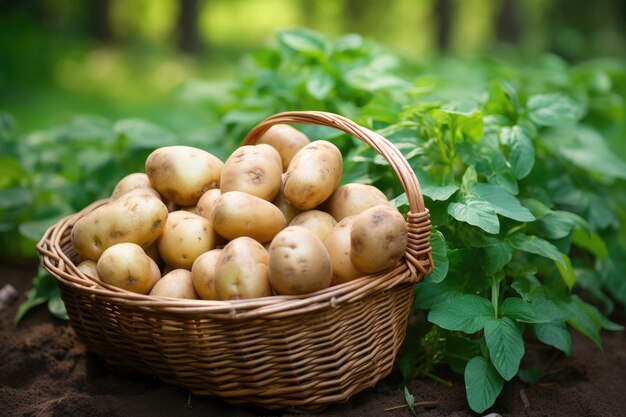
[1,262,625,417]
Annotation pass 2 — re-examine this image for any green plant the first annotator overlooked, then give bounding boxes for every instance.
[6,29,626,413]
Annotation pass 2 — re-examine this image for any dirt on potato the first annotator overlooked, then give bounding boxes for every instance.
[1,262,625,417]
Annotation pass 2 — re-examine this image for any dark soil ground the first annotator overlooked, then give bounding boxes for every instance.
[2,262,625,417]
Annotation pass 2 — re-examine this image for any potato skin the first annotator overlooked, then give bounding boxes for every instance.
[111,173,156,200]
[324,216,362,285]
[284,140,343,210]
[350,205,408,274]
[323,183,389,222]
[269,226,332,295]
[146,146,223,206]
[220,145,282,201]
[272,173,301,223]
[71,193,168,261]
[257,124,310,171]
[191,249,222,300]
[97,243,161,294]
[150,269,199,299]
[211,191,286,243]
[77,260,99,279]
[196,189,221,220]
[289,210,337,242]
[215,237,271,300]
[256,143,283,172]
[157,211,218,269]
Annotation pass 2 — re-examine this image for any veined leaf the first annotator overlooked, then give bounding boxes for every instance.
[534,322,571,356]
[527,93,584,126]
[472,183,535,222]
[428,294,495,333]
[427,230,448,283]
[465,356,504,413]
[448,198,499,234]
[500,297,549,323]
[556,253,576,290]
[509,233,565,267]
[484,317,525,381]
[507,126,535,179]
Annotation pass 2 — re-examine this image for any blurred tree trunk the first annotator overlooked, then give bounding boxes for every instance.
[178,0,199,54]
[496,0,522,44]
[88,0,112,44]
[435,0,452,51]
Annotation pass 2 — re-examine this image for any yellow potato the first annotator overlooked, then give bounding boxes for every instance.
[191,249,222,300]
[283,140,343,210]
[323,183,389,221]
[149,269,199,299]
[220,145,282,201]
[256,143,283,171]
[272,173,302,223]
[211,191,286,243]
[71,193,168,261]
[269,226,332,295]
[257,124,310,171]
[324,216,362,285]
[289,210,337,242]
[145,145,223,206]
[215,237,271,300]
[97,243,161,294]
[77,260,99,279]
[196,189,221,220]
[350,205,408,274]
[144,243,162,267]
[157,211,218,269]
[111,173,155,199]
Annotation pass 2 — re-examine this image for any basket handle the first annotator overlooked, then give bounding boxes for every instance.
[242,111,434,277]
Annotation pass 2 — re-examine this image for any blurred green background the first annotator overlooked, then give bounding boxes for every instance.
[2,0,624,134]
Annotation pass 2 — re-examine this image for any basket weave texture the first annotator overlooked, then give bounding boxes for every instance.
[37,111,433,411]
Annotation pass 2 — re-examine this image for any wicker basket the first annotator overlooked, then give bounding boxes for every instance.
[37,111,433,412]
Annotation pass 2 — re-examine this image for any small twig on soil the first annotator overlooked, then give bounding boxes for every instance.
[519,388,530,409]
[186,392,193,409]
[384,400,440,411]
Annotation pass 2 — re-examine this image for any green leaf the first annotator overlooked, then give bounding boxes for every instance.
[509,233,565,267]
[534,322,571,356]
[19,217,65,242]
[414,281,459,309]
[472,183,535,222]
[427,230,448,283]
[507,126,535,179]
[484,241,512,275]
[404,386,417,417]
[520,198,552,220]
[48,290,68,320]
[0,187,33,210]
[464,356,504,413]
[113,119,178,149]
[518,368,542,384]
[527,93,584,126]
[555,253,576,290]
[306,69,334,100]
[572,229,608,260]
[484,317,525,380]
[14,290,47,326]
[448,198,499,234]
[428,294,495,333]
[461,166,478,192]
[538,211,589,240]
[559,298,603,350]
[277,28,327,57]
[500,297,549,323]
[422,184,459,201]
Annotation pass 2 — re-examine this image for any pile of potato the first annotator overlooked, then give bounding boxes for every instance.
[71,125,408,300]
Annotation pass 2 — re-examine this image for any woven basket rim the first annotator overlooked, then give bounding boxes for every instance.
[37,110,434,320]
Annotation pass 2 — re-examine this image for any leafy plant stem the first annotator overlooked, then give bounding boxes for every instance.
[492,276,500,319]
[416,370,453,387]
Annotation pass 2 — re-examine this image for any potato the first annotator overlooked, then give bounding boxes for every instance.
[144,243,161,267]
[350,205,408,274]
[257,124,310,171]
[196,189,221,220]
[111,173,154,199]
[191,249,222,300]
[149,269,199,299]
[283,140,342,210]
[71,193,168,261]
[157,211,218,269]
[323,183,389,221]
[215,237,271,300]
[220,145,282,201]
[289,210,337,242]
[77,260,99,279]
[256,143,283,171]
[324,216,362,285]
[272,173,301,223]
[269,226,332,295]
[146,146,223,206]
[97,243,161,294]
[123,187,162,200]
[212,191,286,243]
